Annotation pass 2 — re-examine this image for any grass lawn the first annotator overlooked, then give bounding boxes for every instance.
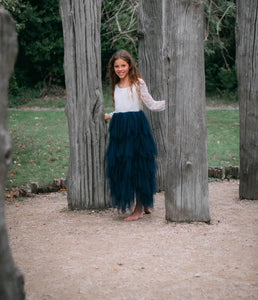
[6,109,239,188]
[206,109,239,167]
[7,110,69,188]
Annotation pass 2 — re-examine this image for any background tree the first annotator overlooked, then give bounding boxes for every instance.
[0,7,25,299]
[0,0,64,92]
[164,0,210,222]
[138,0,167,191]
[204,0,237,93]
[1,0,237,100]
[59,0,108,209]
[236,0,258,200]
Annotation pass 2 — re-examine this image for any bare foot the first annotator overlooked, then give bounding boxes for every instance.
[124,213,143,221]
[144,207,152,214]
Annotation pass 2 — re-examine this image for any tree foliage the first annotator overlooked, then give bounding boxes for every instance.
[204,0,237,93]
[1,0,236,94]
[0,0,64,90]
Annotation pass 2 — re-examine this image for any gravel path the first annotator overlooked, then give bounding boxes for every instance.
[5,180,258,300]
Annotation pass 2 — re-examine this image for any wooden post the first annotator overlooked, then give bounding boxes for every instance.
[138,0,167,192]
[164,0,210,222]
[236,0,258,200]
[0,6,25,300]
[59,0,108,209]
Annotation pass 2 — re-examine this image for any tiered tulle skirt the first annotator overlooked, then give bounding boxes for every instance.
[105,110,157,212]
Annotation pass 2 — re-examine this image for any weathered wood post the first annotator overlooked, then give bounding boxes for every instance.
[138,0,167,192]
[59,0,108,209]
[0,6,25,299]
[236,0,258,200]
[164,0,210,221]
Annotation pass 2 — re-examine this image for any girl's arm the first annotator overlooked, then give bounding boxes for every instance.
[140,79,166,111]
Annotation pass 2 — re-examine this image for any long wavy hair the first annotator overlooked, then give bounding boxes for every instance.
[108,50,142,108]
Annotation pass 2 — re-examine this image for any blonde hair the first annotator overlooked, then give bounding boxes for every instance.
[108,50,142,108]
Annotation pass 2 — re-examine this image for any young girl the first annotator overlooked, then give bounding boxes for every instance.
[105,50,165,221]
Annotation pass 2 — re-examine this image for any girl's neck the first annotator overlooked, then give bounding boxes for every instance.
[118,77,130,88]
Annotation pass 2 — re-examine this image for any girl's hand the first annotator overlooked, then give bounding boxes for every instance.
[105,113,111,122]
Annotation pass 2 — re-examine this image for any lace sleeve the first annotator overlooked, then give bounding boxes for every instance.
[140,79,166,112]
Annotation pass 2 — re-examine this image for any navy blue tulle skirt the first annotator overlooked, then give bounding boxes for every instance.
[105,110,157,213]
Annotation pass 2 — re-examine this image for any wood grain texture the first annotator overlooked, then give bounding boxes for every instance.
[59,0,108,209]
[0,6,25,300]
[236,0,258,199]
[138,0,167,192]
[163,0,210,221]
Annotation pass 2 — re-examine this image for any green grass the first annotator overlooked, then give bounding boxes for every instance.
[8,85,112,110]
[206,91,237,107]
[23,97,67,109]
[207,109,239,167]
[6,108,239,188]
[8,87,66,108]
[7,110,69,188]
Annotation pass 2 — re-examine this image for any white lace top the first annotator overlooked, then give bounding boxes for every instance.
[110,78,165,117]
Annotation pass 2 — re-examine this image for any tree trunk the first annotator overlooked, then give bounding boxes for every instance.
[59,0,108,209]
[138,0,167,192]
[164,0,210,222]
[236,0,258,200]
[0,7,25,300]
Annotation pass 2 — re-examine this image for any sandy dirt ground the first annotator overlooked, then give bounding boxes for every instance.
[5,180,258,300]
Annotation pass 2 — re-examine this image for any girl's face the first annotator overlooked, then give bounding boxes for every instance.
[114,58,129,80]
